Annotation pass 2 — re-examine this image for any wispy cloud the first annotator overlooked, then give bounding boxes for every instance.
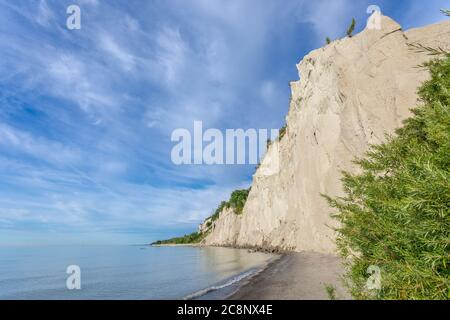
[99,34,136,71]
[0,123,81,165]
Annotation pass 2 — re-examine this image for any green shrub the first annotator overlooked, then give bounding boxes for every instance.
[279,124,287,140]
[211,201,227,222]
[156,188,251,244]
[326,37,331,45]
[325,284,337,300]
[347,18,356,37]
[227,189,250,215]
[152,231,205,245]
[325,55,450,299]
[210,188,251,219]
[206,188,251,223]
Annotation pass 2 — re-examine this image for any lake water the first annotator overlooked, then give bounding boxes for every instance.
[0,245,273,300]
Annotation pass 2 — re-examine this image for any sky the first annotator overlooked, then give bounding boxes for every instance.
[0,0,447,246]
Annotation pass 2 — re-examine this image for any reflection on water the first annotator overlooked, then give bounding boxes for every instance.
[0,245,273,300]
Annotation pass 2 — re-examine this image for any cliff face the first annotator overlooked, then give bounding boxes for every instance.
[201,16,450,253]
[204,208,242,245]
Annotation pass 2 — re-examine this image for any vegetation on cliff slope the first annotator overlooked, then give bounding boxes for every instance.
[346,18,356,37]
[153,188,251,244]
[279,124,287,140]
[152,231,205,245]
[227,189,251,215]
[210,188,251,221]
[325,54,450,299]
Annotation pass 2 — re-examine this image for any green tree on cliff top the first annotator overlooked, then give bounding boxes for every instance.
[347,18,356,37]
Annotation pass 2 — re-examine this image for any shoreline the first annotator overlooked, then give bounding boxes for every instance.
[151,243,286,254]
[187,254,281,300]
[227,251,351,300]
[221,254,284,299]
[151,243,202,247]
[151,244,351,300]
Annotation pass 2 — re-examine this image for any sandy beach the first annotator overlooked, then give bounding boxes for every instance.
[228,252,351,300]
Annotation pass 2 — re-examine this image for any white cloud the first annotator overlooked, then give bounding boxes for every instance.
[99,34,136,71]
[0,158,242,229]
[260,80,283,109]
[154,27,188,87]
[0,123,81,165]
[35,0,54,27]
[296,0,354,41]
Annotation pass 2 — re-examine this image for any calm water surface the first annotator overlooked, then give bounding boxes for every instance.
[0,245,273,299]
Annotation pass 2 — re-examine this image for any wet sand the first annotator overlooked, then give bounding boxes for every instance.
[228,252,351,300]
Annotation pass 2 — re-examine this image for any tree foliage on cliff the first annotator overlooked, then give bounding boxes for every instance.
[227,189,251,214]
[347,18,356,37]
[326,55,450,300]
[279,124,287,140]
[210,188,251,221]
[155,188,251,245]
[152,232,204,245]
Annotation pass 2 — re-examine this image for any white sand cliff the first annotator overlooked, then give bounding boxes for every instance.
[200,15,450,254]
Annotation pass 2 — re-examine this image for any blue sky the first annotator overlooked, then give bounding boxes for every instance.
[0,0,447,246]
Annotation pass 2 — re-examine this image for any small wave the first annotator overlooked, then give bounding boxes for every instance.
[183,269,257,300]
